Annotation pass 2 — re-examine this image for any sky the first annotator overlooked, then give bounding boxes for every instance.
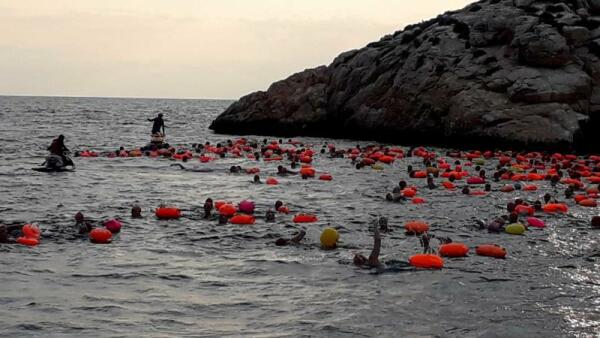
[0,0,473,99]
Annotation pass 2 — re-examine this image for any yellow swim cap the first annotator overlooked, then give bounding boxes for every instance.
[320,227,339,249]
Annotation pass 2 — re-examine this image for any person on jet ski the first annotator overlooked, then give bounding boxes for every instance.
[47,135,72,167]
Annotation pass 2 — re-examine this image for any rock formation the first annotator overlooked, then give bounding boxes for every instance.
[210,0,600,151]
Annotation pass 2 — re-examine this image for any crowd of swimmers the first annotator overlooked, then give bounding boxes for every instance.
[14,123,599,270]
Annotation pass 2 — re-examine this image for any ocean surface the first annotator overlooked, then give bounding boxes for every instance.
[0,95,598,337]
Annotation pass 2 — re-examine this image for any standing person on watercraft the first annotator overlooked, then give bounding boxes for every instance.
[148,113,165,136]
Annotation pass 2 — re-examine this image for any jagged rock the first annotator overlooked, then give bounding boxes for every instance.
[563,26,591,45]
[211,0,600,151]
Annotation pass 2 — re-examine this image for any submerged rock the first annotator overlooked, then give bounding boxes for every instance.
[211,0,600,151]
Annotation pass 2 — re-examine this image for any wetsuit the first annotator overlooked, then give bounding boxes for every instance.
[48,138,70,165]
[149,116,165,134]
[48,139,68,156]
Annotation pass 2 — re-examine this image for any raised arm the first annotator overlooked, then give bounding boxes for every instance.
[368,226,381,267]
[290,229,306,243]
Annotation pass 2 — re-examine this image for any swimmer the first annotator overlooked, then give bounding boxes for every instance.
[170,163,214,172]
[0,225,12,243]
[276,165,297,176]
[131,205,142,218]
[253,175,262,184]
[203,198,213,219]
[275,229,306,246]
[484,183,491,192]
[565,186,574,199]
[353,226,382,269]
[229,165,242,174]
[218,214,228,225]
[74,211,92,234]
[385,192,404,202]
[592,216,600,228]
[266,210,275,222]
[427,176,436,189]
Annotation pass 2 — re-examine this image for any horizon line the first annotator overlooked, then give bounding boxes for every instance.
[0,93,236,101]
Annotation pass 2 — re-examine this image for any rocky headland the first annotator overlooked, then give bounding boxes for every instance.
[211,0,600,151]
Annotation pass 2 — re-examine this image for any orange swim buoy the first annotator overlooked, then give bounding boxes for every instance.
[319,174,333,181]
[16,237,39,246]
[523,184,538,191]
[266,177,279,185]
[293,214,318,223]
[514,204,535,216]
[89,228,112,244]
[401,188,417,198]
[300,167,316,177]
[439,243,469,257]
[277,206,290,214]
[22,224,40,239]
[218,204,237,216]
[412,197,426,204]
[230,214,256,225]
[442,181,455,190]
[409,254,443,269]
[475,244,506,258]
[542,203,568,213]
[378,155,395,164]
[155,207,182,219]
[412,170,427,178]
[579,199,598,207]
[405,221,429,235]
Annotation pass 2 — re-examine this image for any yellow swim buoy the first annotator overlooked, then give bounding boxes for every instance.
[505,223,525,235]
[320,227,339,249]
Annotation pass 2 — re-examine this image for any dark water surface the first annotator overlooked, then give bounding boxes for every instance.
[0,96,598,337]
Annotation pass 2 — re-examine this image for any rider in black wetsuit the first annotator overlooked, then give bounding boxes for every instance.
[47,135,72,166]
[148,114,165,135]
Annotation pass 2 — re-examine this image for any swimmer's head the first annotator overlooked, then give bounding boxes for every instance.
[253,175,261,183]
[266,210,275,222]
[218,214,228,225]
[385,193,394,201]
[353,254,367,266]
[398,180,407,189]
[75,212,84,223]
[275,238,288,246]
[509,212,518,223]
[484,183,491,191]
[461,186,470,195]
[131,206,142,218]
[592,216,600,228]
[0,225,7,242]
[275,200,283,210]
[507,202,516,212]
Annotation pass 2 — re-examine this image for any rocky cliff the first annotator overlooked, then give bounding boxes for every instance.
[210,0,600,151]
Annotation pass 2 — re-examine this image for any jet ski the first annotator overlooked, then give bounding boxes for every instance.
[32,154,75,172]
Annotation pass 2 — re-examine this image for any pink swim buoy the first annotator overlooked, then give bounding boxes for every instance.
[238,200,255,214]
[526,217,546,228]
[104,219,122,233]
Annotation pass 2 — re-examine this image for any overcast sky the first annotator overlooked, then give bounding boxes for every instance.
[0,0,473,99]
